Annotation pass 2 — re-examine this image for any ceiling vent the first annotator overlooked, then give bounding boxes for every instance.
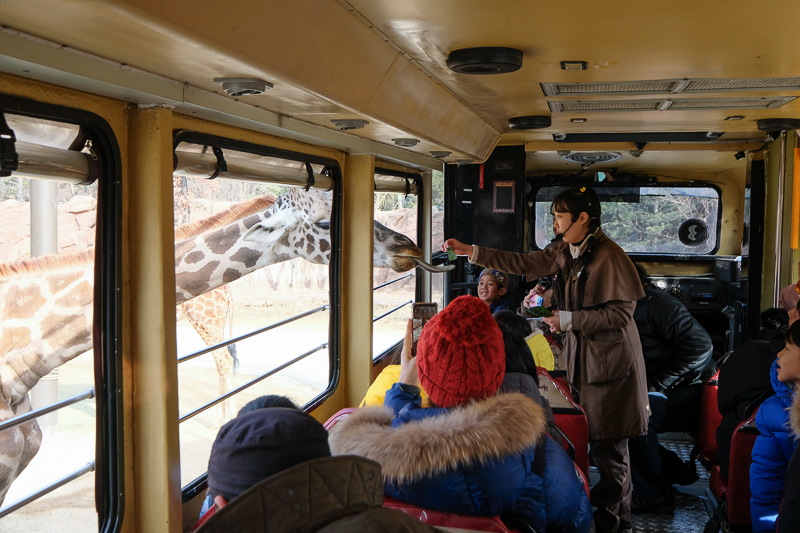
[393,138,419,147]
[508,115,551,129]
[331,119,369,130]
[560,152,622,166]
[446,47,523,74]
[430,151,452,158]
[542,77,800,96]
[549,97,795,113]
[213,78,273,96]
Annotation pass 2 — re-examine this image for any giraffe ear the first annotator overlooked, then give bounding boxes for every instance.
[243,210,298,243]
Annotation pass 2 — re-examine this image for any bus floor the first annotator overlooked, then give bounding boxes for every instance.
[589,437,713,533]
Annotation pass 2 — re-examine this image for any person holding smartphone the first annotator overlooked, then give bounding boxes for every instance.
[443,186,649,533]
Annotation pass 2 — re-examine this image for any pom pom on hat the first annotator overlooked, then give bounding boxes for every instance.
[417,295,506,408]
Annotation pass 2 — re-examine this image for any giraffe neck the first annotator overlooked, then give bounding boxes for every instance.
[0,265,94,405]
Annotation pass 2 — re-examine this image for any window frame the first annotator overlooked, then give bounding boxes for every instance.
[0,93,124,533]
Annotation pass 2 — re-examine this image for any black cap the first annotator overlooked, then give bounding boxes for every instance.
[207,408,330,500]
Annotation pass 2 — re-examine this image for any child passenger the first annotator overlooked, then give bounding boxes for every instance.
[444,186,649,533]
[329,295,592,533]
[750,320,800,532]
[478,268,516,313]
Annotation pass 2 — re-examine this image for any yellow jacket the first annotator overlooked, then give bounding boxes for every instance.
[360,365,430,407]
[526,333,554,371]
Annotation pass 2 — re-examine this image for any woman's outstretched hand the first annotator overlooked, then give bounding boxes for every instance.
[442,238,474,258]
[398,319,419,387]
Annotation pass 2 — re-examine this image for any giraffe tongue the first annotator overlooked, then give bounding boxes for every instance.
[412,257,455,272]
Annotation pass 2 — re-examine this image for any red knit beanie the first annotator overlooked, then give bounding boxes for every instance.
[417,295,506,408]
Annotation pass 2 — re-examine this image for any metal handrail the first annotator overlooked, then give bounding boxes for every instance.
[373,272,415,291]
[0,388,95,433]
[179,343,328,423]
[178,304,329,364]
[0,461,95,519]
[373,300,413,323]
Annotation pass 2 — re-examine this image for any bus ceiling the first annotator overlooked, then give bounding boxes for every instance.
[1,1,800,172]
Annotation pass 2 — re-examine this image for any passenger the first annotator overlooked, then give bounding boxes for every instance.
[628,264,714,514]
[359,344,431,408]
[329,295,593,533]
[197,394,301,518]
[192,399,437,533]
[716,308,787,480]
[493,309,560,443]
[750,320,800,533]
[520,277,564,369]
[498,302,555,370]
[443,186,648,533]
[477,268,516,313]
[777,393,800,532]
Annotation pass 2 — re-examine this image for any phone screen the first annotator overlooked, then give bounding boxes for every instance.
[412,303,438,356]
[532,295,544,308]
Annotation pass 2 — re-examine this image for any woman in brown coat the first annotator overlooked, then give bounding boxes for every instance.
[444,186,649,533]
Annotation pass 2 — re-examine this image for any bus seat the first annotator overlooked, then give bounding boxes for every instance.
[383,496,527,532]
[322,407,359,431]
[705,408,760,532]
[537,368,590,478]
[695,368,723,466]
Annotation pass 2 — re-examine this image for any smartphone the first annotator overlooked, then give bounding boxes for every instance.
[531,294,544,308]
[411,302,438,357]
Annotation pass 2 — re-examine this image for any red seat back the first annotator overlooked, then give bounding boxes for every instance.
[384,497,521,532]
[537,368,590,478]
[697,369,723,464]
[707,408,760,527]
[323,407,359,431]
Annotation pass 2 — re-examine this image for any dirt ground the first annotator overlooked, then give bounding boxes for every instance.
[0,264,418,532]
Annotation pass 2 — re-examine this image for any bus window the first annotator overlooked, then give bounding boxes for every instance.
[532,184,721,255]
[172,136,338,488]
[372,173,419,357]
[0,107,121,531]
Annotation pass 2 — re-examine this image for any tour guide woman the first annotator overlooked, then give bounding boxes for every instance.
[444,186,649,533]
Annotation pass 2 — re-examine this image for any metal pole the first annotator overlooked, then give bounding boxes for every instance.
[29,178,60,428]
[774,131,788,306]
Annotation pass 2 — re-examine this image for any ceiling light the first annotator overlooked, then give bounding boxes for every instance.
[508,115,551,129]
[213,77,273,96]
[560,61,587,71]
[446,47,523,74]
[734,151,746,160]
[331,119,369,130]
[725,115,745,121]
[571,118,587,123]
[430,151,451,158]
[393,138,419,147]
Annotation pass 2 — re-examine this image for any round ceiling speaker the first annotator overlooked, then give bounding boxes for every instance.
[560,152,622,165]
[508,115,551,129]
[446,47,523,74]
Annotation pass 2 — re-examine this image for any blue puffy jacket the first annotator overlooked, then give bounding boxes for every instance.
[328,384,592,533]
[750,360,798,532]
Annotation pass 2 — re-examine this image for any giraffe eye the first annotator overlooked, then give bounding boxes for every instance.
[315,219,330,230]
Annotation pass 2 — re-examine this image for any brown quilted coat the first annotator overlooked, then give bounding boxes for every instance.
[194,455,438,533]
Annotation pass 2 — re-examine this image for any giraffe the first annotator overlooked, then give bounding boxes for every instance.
[0,186,449,505]
[176,285,238,425]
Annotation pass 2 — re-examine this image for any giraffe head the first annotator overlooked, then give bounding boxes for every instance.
[242,188,449,272]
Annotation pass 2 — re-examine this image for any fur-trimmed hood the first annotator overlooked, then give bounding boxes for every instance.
[328,393,546,484]
[792,392,800,438]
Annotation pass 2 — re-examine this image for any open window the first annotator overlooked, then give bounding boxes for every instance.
[171,132,341,501]
[0,98,122,532]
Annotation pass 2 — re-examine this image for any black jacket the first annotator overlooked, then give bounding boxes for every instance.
[634,287,714,393]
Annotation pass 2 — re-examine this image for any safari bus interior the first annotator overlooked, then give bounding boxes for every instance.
[1,1,799,532]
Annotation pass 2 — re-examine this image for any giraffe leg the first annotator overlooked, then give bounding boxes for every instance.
[0,394,43,507]
[185,287,237,426]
